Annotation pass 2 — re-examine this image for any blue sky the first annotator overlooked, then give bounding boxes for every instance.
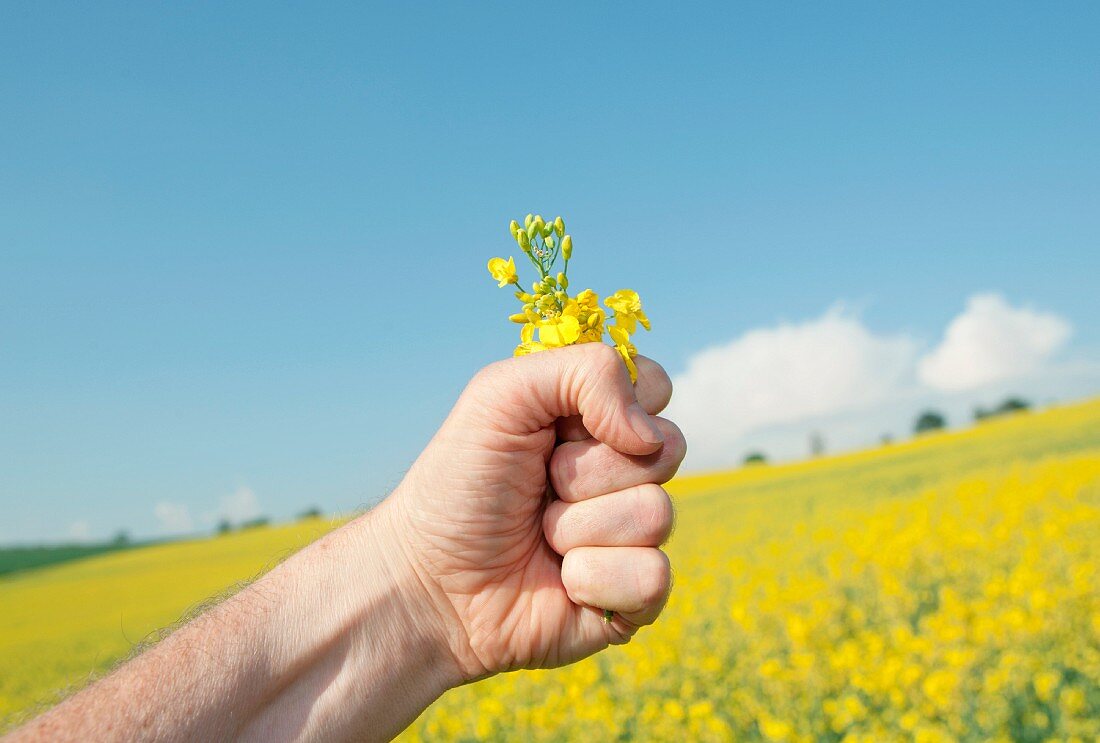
[2,2,1098,543]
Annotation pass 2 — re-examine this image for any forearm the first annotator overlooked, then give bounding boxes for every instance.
[10,500,460,743]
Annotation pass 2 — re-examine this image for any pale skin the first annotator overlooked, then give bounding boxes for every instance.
[9,344,686,742]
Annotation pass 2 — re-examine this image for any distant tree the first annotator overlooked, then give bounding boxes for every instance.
[111,530,131,547]
[997,396,1030,414]
[975,396,1032,422]
[880,433,894,446]
[240,516,271,530]
[743,451,768,465]
[298,507,323,520]
[914,410,947,434]
[809,431,825,458]
[216,519,233,535]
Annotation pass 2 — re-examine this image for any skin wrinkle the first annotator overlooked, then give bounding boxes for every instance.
[476,550,556,672]
[457,534,548,674]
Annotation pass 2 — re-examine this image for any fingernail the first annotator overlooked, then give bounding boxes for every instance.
[628,402,664,445]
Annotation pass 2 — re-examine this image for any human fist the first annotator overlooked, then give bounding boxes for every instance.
[381,344,686,680]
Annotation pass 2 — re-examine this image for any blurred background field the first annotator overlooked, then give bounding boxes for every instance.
[3,399,1098,740]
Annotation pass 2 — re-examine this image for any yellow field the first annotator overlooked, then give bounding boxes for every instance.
[0,519,338,726]
[3,400,1100,740]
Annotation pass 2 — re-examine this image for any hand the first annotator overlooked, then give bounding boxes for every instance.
[384,343,686,680]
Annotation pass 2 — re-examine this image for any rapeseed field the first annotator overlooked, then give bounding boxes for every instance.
[3,400,1099,740]
[0,519,336,726]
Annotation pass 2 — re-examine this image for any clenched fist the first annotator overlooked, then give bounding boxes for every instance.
[388,343,686,678]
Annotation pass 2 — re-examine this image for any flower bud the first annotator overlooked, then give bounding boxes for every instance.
[509,313,529,324]
[524,213,534,228]
[587,313,600,328]
[518,231,531,251]
[557,272,568,289]
[509,219,521,237]
[526,222,539,241]
[561,235,573,260]
[532,281,543,294]
[543,275,557,288]
[554,216,564,237]
[540,223,553,238]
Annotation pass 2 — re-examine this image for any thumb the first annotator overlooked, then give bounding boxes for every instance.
[474,344,665,456]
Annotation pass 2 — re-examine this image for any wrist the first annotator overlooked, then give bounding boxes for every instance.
[379,480,495,683]
[243,498,465,741]
[347,496,473,689]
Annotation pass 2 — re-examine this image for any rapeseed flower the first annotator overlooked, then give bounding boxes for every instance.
[486,213,651,382]
[605,289,651,333]
[487,256,518,288]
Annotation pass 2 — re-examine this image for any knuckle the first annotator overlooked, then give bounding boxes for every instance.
[660,420,688,470]
[645,357,674,396]
[470,359,508,390]
[635,484,674,544]
[559,550,585,590]
[637,550,672,609]
[589,342,622,375]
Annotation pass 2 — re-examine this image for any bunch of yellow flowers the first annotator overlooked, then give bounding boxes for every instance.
[487,213,650,382]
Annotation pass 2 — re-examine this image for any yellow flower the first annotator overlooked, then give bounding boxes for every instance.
[487,257,517,288]
[575,289,600,312]
[609,326,639,382]
[513,341,548,357]
[577,316,604,343]
[490,218,649,385]
[569,290,605,343]
[560,297,582,319]
[513,322,550,357]
[758,714,793,742]
[608,325,637,357]
[538,314,582,347]
[1033,670,1059,702]
[605,289,651,333]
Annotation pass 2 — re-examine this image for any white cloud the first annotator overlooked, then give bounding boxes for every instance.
[666,306,917,468]
[217,486,262,524]
[154,501,194,534]
[918,293,1072,392]
[67,521,90,541]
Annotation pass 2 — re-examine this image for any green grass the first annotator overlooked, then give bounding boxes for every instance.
[0,542,145,578]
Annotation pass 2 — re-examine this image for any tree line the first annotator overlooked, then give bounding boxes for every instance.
[743,395,1033,466]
